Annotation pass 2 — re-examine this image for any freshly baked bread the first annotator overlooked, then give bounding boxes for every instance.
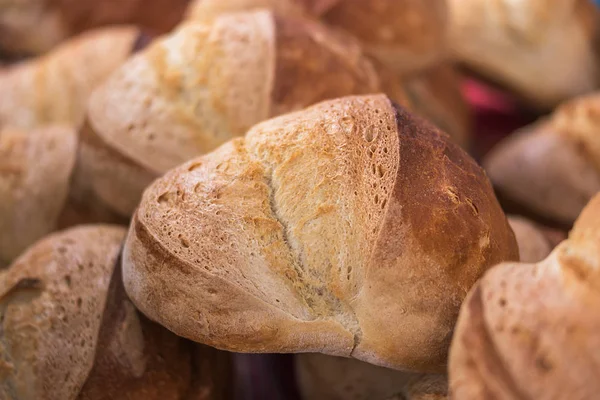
[0,225,231,400]
[296,353,447,400]
[0,0,188,56]
[403,63,470,149]
[0,126,77,266]
[449,193,600,399]
[448,0,600,109]
[0,26,139,130]
[80,10,408,217]
[484,93,600,226]
[188,0,448,75]
[507,216,564,263]
[123,95,518,372]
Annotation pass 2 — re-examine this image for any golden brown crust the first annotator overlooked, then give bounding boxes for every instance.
[0,126,77,265]
[449,194,600,399]
[449,0,600,109]
[77,264,194,400]
[187,0,448,75]
[82,11,401,217]
[0,226,126,400]
[484,94,600,226]
[322,0,448,75]
[123,95,517,372]
[271,14,380,116]
[0,0,188,55]
[296,353,447,400]
[0,26,137,130]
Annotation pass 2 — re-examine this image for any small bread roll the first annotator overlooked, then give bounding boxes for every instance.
[80,10,404,217]
[507,216,562,263]
[188,0,448,76]
[123,95,518,373]
[484,93,600,226]
[0,26,139,130]
[0,126,77,265]
[0,225,231,400]
[449,0,600,109]
[450,193,600,399]
[0,0,188,56]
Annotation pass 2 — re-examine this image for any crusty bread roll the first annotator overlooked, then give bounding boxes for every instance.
[449,193,600,399]
[0,26,139,130]
[123,95,518,373]
[0,0,188,56]
[296,353,447,400]
[0,126,76,265]
[188,0,448,76]
[484,93,600,226]
[507,216,563,263]
[0,126,123,267]
[403,63,470,149]
[80,10,410,217]
[0,225,231,400]
[448,0,600,109]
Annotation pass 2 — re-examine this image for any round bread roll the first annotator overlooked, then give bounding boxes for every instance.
[296,353,447,400]
[187,0,448,76]
[449,0,600,109]
[0,26,139,130]
[0,225,231,400]
[80,10,407,217]
[0,0,189,56]
[123,95,518,373]
[507,216,562,263]
[449,193,600,399]
[0,126,77,266]
[484,93,600,226]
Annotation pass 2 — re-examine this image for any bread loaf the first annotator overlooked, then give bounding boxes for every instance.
[449,193,600,399]
[188,0,448,76]
[507,216,564,263]
[0,26,139,130]
[123,95,518,372]
[80,10,408,217]
[0,126,76,265]
[484,93,600,226]
[0,0,188,56]
[0,126,123,267]
[0,225,231,400]
[448,0,600,109]
[296,353,447,400]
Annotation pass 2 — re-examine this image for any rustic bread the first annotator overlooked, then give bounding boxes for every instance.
[0,26,138,130]
[0,126,77,265]
[449,193,600,399]
[507,216,564,263]
[0,0,188,56]
[484,93,600,226]
[80,10,412,217]
[296,353,447,400]
[448,0,600,109]
[187,0,448,76]
[123,95,518,373]
[0,225,231,400]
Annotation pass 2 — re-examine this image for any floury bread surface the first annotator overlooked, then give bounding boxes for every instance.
[123,95,518,372]
[450,194,600,399]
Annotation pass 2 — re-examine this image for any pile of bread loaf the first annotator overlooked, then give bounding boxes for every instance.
[1,0,599,399]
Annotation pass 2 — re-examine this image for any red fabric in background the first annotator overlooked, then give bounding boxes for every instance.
[463,79,539,159]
